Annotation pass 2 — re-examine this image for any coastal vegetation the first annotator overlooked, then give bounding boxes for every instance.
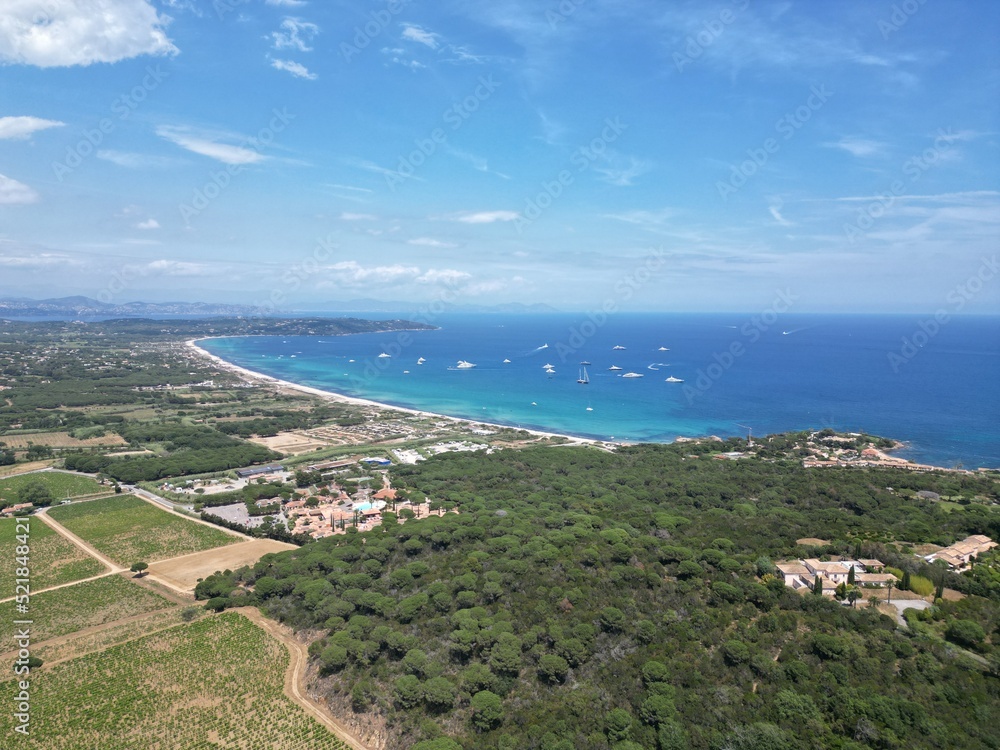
[196,444,1000,749]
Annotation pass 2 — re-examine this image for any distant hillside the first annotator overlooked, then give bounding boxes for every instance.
[0,296,263,318]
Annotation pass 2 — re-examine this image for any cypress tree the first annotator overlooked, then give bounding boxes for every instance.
[902,569,911,592]
[813,576,823,595]
[848,566,856,585]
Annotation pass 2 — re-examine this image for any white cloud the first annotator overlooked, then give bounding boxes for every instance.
[417,269,470,284]
[270,58,316,79]
[271,17,319,52]
[768,203,791,226]
[0,0,177,67]
[97,150,175,168]
[402,24,440,49]
[145,259,211,276]
[156,126,265,165]
[266,0,306,5]
[0,252,70,267]
[340,212,376,221]
[0,116,65,140]
[0,173,38,204]
[136,218,160,230]
[450,210,520,224]
[327,261,420,285]
[824,137,887,158]
[408,237,458,248]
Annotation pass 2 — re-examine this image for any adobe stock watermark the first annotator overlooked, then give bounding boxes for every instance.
[877,0,928,39]
[514,117,628,233]
[547,0,588,29]
[178,108,294,223]
[683,289,798,404]
[340,0,411,62]
[385,75,501,191]
[716,85,833,200]
[673,0,751,72]
[554,247,666,362]
[51,65,169,182]
[887,255,998,373]
[213,0,251,21]
[843,128,960,244]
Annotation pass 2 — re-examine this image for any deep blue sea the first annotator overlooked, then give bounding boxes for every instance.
[201,313,1000,469]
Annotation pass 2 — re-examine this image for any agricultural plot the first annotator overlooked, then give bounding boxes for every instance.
[0,574,172,645]
[34,608,193,665]
[0,518,105,594]
[0,431,127,449]
[47,495,239,565]
[0,471,105,503]
[0,612,349,750]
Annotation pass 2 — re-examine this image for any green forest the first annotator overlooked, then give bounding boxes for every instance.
[197,444,1000,750]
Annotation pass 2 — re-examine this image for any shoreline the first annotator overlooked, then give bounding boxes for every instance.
[185,338,607,448]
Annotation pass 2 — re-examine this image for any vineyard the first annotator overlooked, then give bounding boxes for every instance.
[0,470,105,502]
[0,517,105,593]
[47,494,240,565]
[0,574,172,645]
[0,612,349,749]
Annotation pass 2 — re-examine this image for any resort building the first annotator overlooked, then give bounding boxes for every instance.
[775,557,896,596]
[925,535,997,571]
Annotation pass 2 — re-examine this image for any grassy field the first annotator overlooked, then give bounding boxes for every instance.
[0,431,127,449]
[0,471,105,503]
[47,494,240,565]
[0,518,106,594]
[0,612,349,750]
[0,574,173,645]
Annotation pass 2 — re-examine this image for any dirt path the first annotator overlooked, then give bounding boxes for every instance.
[0,605,184,665]
[35,509,124,572]
[234,608,372,750]
[0,569,119,604]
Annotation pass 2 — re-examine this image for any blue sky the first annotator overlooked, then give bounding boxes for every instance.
[1,0,998,312]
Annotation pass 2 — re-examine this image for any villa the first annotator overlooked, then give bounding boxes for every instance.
[775,556,896,596]
[925,535,997,571]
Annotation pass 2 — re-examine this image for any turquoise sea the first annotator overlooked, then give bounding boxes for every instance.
[201,313,1000,469]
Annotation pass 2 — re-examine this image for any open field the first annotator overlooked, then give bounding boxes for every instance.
[0,431,127,449]
[0,574,173,645]
[0,470,105,503]
[0,517,106,594]
[0,612,349,750]
[249,431,333,455]
[32,607,193,665]
[0,460,55,478]
[147,538,296,592]
[47,494,240,565]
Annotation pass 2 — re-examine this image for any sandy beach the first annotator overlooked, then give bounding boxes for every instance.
[185,338,604,448]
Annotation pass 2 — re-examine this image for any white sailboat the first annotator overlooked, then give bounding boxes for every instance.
[577,366,589,384]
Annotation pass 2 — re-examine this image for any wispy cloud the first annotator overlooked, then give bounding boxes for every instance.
[0,174,38,204]
[136,218,160,230]
[156,126,265,165]
[594,154,652,186]
[271,17,319,52]
[408,237,458,248]
[402,24,440,49]
[270,58,316,79]
[0,116,65,140]
[340,212,376,221]
[97,150,176,169]
[824,137,887,158]
[448,210,520,224]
